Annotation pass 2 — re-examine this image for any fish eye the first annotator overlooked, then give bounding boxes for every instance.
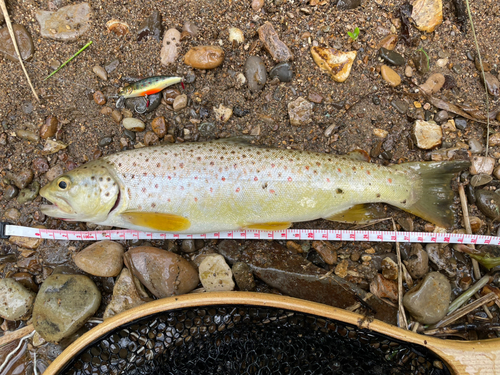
[57,177,70,190]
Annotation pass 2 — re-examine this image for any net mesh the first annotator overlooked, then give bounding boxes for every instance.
[60,305,450,375]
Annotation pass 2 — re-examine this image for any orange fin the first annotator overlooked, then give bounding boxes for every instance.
[347,149,370,162]
[244,222,292,230]
[325,204,385,224]
[121,211,190,232]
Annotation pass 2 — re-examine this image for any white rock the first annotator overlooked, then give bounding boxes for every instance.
[0,278,36,321]
[213,104,233,122]
[413,120,442,149]
[236,73,246,88]
[161,28,181,66]
[470,156,495,175]
[173,94,188,111]
[199,254,235,292]
[373,128,388,138]
[436,58,448,68]
[228,27,244,44]
[92,65,107,80]
[122,118,145,132]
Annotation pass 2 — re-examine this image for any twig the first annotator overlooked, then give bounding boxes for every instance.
[393,219,408,330]
[448,274,490,314]
[476,292,493,319]
[0,0,39,102]
[44,41,93,81]
[458,183,481,279]
[0,324,34,348]
[0,330,35,373]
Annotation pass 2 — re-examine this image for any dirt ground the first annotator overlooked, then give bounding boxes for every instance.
[1,0,500,372]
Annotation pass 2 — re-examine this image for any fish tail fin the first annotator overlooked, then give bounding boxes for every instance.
[391,161,470,228]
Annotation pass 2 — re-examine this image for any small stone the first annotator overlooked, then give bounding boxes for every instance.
[469,139,483,154]
[420,73,445,94]
[228,27,244,44]
[39,116,58,140]
[370,274,398,302]
[104,59,120,73]
[245,56,267,92]
[334,259,349,278]
[381,257,398,280]
[413,120,442,149]
[413,50,430,74]
[0,24,34,62]
[7,169,33,189]
[312,241,337,265]
[93,91,106,105]
[252,0,264,11]
[213,104,233,122]
[381,65,401,87]
[36,3,91,41]
[426,244,456,277]
[121,119,144,133]
[2,207,21,222]
[493,166,500,180]
[9,233,43,249]
[4,185,19,200]
[144,131,159,146]
[232,262,256,291]
[373,128,388,138]
[182,21,199,37]
[45,164,64,182]
[17,182,40,204]
[199,254,235,292]
[311,47,356,83]
[106,19,129,36]
[258,22,293,62]
[173,94,188,111]
[434,110,448,124]
[0,279,36,321]
[288,97,313,126]
[32,274,101,342]
[403,272,450,324]
[378,34,398,50]
[436,58,448,68]
[73,241,124,277]
[405,66,414,77]
[482,72,500,96]
[307,91,323,104]
[454,117,467,130]
[475,190,500,220]
[391,99,409,114]
[269,61,293,82]
[337,0,361,9]
[137,10,162,42]
[470,156,495,175]
[475,55,492,72]
[184,45,225,69]
[411,0,443,33]
[379,47,405,66]
[42,139,67,155]
[151,116,167,138]
[17,129,39,142]
[92,65,107,80]
[471,174,492,187]
[180,240,196,253]
[403,244,429,279]
[441,119,456,132]
[161,28,181,66]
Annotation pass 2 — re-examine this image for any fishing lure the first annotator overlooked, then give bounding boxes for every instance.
[117,76,184,113]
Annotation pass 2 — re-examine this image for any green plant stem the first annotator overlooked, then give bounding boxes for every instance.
[44,41,93,81]
[447,274,490,315]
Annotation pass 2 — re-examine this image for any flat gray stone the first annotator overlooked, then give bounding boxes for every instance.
[36,3,91,41]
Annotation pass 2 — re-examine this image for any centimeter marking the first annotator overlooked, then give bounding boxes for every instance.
[3,224,500,245]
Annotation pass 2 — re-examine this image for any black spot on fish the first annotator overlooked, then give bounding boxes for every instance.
[336,188,343,194]
[376,193,381,198]
[99,177,103,181]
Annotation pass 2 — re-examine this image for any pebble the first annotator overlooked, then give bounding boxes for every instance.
[105,59,120,73]
[123,129,136,141]
[312,241,337,265]
[17,181,40,204]
[42,139,67,155]
[403,272,450,324]
[73,241,124,277]
[470,156,495,175]
[103,268,149,320]
[337,0,361,9]
[32,274,101,342]
[377,34,398,50]
[426,244,457,277]
[405,66,414,77]
[469,138,483,154]
[370,274,398,302]
[160,28,181,66]
[413,120,442,149]
[182,21,199,37]
[391,99,409,114]
[454,117,467,130]
[11,272,38,293]
[162,88,181,106]
[420,73,445,94]
[39,115,58,139]
[2,207,21,222]
[152,116,167,138]
[9,232,43,249]
[310,47,356,83]
[124,246,199,298]
[4,185,19,200]
[199,122,216,137]
[245,56,267,92]
[482,72,500,96]
[184,45,225,69]
[381,65,401,87]
[258,22,293,62]
[122,118,145,132]
[180,240,196,253]
[199,254,235,292]
[228,27,244,44]
[0,24,34,62]
[411,0,443,33]
[213,104,233,122]
[17,129,39,143]
[110,109,122,123]
[173,94,188,111]
[106,19,129,36]
[125,91,162,113]
[92,65,107,80]
[0,279,36,321]
[381,257,398,280]
[7,169,33,189]
[436,58,448,68]
[494,166,500,180]
[137,10,162,42]
[93,91,106,105]
[269,61,293,82]
[232,262,256,291]
[403,244,429,279]
[144,131,159,146]
[413,50,430,74]
[489,133,500,147]
[475,190,500,220]
[36,3,91,41]
[45,164,64,181]
[288,97,313,126]
[434,110,448,124]
[379,47,405,66]
[475,55,492,72]
[470,174,492,187]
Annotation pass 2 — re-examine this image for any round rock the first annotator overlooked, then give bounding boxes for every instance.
[184,45,225,69]
[122,118,145,132]
[381,65,401,87]
[245,56,267,92]
[269,62,293,82]
[0,278,36,321]
[73,240,124,277]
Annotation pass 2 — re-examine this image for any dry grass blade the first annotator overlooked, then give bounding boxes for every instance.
[0,0,39,102]
[458,183,481,279]
[392,219,408,329]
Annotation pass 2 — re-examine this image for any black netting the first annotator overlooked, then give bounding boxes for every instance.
[60,306,450,375]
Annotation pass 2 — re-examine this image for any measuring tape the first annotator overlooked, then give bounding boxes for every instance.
[1,222,499,245]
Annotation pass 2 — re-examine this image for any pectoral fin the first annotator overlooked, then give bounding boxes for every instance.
[243,222,292,230]
[325,204,385,224]
[121,211,191,232]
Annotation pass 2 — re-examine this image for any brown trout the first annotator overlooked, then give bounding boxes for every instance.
[40,139,469,233]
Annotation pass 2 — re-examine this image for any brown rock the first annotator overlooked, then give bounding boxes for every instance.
[370,274,398,302]
[9,235,43,250]
[184,45,225,69]
[40,116,58,139]
[378,34,398,50]
[258,22,293,62]
[144,131,159,146]
[470,156,495,175]
[111,109,123,123]
[152,116,168,138]
[381,65,401,87]
[411,0,443,33]
[93,91,106,105]
[311,47,356,83]
[163,88,181,106]
[288,97,313,126]
[173,94,188,111]
[312,241,337,265]
[420,73,445,94]
[124,246,199,298]
[73,241,124,277]
[106,19,129,36]
[482,72,500,96]
[252,0,264,11]
[0,24,35,62]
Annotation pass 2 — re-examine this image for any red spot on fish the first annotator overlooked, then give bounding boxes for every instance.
[194,197,198,202]
[337,168,341,172]
[222,177,226,181]
[155,184,159,189]
[180,186,184,190]
[167,198,171,202]
[179,163,184,168]
[168,176,171,180]
[254,177,258,181]
[236,188,240,193]
[210,187,213,193]
[326,178,330,183]
[367,170,371,175]
[142,187,146,193]
[288,177,292,182]
[270,189,275,194]
[271,164,275,168]
[388,178,392,183]
[157,163,161,167]
[194,176,198,180]
[305,166,310,171]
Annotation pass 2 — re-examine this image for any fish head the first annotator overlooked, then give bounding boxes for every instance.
[118,85,134,97]
[40,161,120,222]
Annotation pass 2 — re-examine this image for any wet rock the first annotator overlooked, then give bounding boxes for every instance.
[45,164,64,181]
[124,246,199,298]
[184,45,225,69]
[403,272,450,324]
[33,274,101,343]
[258,22,293,62]
[373,128,388,138]
[93,91,106,105]
[370,274,398,302]
[308,92,323,104]
[312,241,337,265]
[469,139,483,154]
[413,120,442,149]
[470,174,492,187]
[152,116,167,138]
[411,0,443,33]
[269,62,293,82]
[245,56,267,92]
[470,156,495,175]
[0,279,36,321]
[413,50,430,74]
[420,73,445,94]
[426,244,457,277]
[378,34,398,50]
[482,72,500,96]
[228,27,244,44]
[9,233,43,249]
[232,262,256,291]
[288,97,313,126]
[36,3,91,41]
[42,140,67,155]
[4,185,19,200]
[104,59,119,73]
[488,132,500,147]
[2,208,21,222]
[434,110,448,124]
[73,241,124,277]
[391,99,409,114]
[106,19,129,36]
[379,47,405,66]
[11,272,38,293]
[252,0,265,11]
[160,28,181,66]
[122,118,145,132]
[311,47,356,82]
[381,257,398,280]
[199,254,235,292]
[7,169,33,189]
[17,129,39,143]
[0,24,34,62]
[403,244,429,279]
[475,190,500,220]
[92,65,107,81]
[213,104,233,122]
[173,94,188,111]
[180,240,196,253]
[40,116,58,139]
[137,10,162,42]
[336,0,361,9]
[17,182,40,204]
[474,54,492,72]
[103,268,150,320]
[381,65,401,87]
[144,131,159,146]
[182,21,199,37]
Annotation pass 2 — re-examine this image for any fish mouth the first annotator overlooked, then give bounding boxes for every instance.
[39,186,77,218]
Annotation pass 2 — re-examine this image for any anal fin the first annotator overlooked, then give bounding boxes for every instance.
[325,204,385,224]
[121,211,191,232]
[244,222,292,230]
